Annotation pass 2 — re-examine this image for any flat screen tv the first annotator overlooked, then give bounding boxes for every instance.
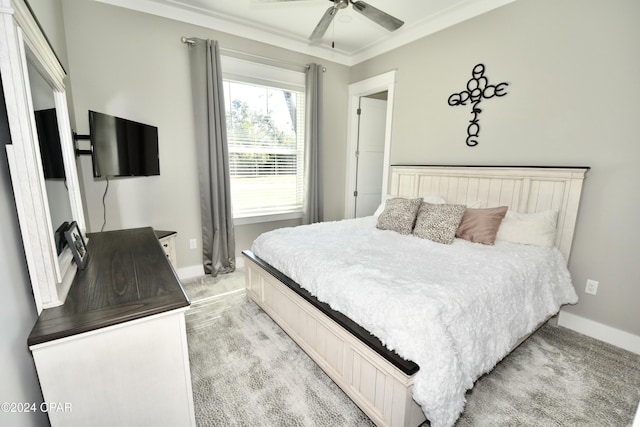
[89,110,160,178]
[35,108,66,179]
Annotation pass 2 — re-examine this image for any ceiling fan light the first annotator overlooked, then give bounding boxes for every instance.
[335,0,349,10]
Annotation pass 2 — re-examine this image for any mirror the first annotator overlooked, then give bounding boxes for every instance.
[26,60,74,257]
[0,0,86,312]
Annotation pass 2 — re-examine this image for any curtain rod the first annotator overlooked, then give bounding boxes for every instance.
[180,37,325,72]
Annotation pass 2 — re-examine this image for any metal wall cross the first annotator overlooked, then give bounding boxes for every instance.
[448,64,509,147]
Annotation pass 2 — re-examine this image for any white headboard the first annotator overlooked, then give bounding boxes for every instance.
[389,165,589,262]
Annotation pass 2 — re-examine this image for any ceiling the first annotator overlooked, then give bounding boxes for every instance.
[95,0,517,66]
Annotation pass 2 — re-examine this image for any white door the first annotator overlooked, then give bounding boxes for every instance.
[354,96,387,217]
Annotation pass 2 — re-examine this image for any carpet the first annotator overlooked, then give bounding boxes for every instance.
[186,291,372,426]
[456,324,640,427]
[184,273,640,427]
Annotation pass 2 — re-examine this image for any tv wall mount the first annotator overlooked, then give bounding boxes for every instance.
[73,131,91,156]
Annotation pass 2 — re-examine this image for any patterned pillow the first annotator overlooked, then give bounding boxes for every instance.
[376,197,423,235]
[413,203,466,244]
[374,194,446,218]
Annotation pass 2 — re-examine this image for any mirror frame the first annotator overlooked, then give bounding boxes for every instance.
[0,0,86,312]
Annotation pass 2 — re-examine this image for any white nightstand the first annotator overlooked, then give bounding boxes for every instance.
[155,230,177,268]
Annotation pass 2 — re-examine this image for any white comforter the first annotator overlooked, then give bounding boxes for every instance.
[251,217,578,427]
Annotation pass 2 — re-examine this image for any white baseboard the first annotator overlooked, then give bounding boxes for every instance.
[558,310,640,355]
[176,257,244,281]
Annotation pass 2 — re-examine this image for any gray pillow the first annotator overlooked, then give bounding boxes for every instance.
[376,197,423,235]
[413,203,466,244]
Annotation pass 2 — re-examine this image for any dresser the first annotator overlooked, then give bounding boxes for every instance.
[28,227,195,427]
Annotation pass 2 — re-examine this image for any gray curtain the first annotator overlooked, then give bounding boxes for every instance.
[303,63,323,224]
[188,39,235,275]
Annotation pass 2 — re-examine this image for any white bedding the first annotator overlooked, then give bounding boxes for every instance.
[251,217,578,427]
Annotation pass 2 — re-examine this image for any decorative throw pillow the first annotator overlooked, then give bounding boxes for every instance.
[455,206,508,245]
[373,194,394,218]
[376,197,423,235]
[374,194,445,218]
[496,210,559,247]
[413,203,466,244]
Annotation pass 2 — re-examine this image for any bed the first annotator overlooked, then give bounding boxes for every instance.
[242,165,588,427]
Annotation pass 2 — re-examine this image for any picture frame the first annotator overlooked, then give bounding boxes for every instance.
[64,221,88,270]
[54,221,69,255]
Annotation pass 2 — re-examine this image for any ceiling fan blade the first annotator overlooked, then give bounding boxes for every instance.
[310,6,338,41]
[351,1,404,31]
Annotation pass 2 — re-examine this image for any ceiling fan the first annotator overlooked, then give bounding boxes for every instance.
[310,0,404,41]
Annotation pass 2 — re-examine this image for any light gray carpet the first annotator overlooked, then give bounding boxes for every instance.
[183,272,640,427]
[456,325,640,427]
[186,289,372,426]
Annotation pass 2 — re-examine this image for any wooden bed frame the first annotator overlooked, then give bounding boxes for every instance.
[243,165,589,427]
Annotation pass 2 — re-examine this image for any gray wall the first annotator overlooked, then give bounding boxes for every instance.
[351,0,640,336]
[0,2,60,426]
[60,0,350,273]
[0,100,48,427]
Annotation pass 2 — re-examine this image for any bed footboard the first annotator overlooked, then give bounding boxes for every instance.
[243,253,426,427]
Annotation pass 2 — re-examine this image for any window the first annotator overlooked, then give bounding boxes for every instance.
[222,57,305,221]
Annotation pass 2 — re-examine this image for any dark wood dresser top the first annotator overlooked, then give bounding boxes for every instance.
[28,227,190,346]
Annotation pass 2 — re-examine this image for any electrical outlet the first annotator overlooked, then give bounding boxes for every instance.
[189,238,197,249]
[585,279,599,295]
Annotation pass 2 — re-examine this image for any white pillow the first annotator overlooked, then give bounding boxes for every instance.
[496,210,559,247]
[373,194,446,217]
[424,195,447,205]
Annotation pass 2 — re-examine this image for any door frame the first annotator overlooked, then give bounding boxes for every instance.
[344,70,397,219]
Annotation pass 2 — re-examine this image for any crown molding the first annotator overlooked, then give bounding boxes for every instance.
[94,0,518,66]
